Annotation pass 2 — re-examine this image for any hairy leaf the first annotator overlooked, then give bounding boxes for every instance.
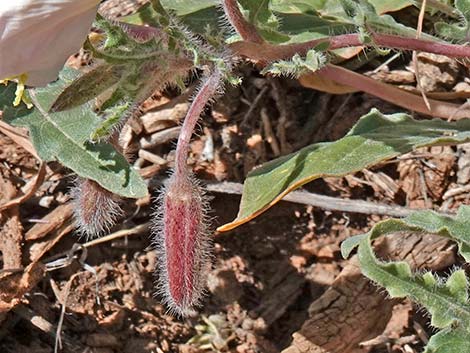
[219,110,470,231]
[51,64,124,112]
[359,243,470,329]
[342,206,470,261]
[161,0,218,16]
[342,209,470,330]
[261,49,326,77]
[424,328,470,353]
[1,70,148,199]
[125,0,426,47]
[435,0,470,42]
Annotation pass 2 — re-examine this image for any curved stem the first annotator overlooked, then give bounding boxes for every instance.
[221,0,264,44]
[316,64,470,120]
[174,69,222,176]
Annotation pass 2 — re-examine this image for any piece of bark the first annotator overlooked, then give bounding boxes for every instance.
[282,232,456,353]
[1,208,74,319]
[0,262,45,313]
[0,166,23,269]
[256,265,306,326]
[25,202,74,241]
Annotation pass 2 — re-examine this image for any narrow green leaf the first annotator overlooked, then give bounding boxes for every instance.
[405,207,470,261]
[219,110,470,231]
[340,233,367,258]
[51,64,124,112]
[341,206,470,261]
[2,69,148,199]
[357,229,470,330]
[341,205,470,331]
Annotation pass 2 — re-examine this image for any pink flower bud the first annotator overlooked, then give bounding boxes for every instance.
[153,172,211,316]
[153,69,222,316]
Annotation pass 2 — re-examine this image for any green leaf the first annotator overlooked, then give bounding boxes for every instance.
[2,69,148,199]
[424,328,470,353]
[341,205,470,349]
[261,49,326,77]
[404,207,470,261]
[341,205,470,331]
[238,0,272,24]
[272,0,437,44]
[271,0,412,16]
[120,1,221,35]
[355,221,470,330]
[341,205,470,260]
[219,109,470,231]
[51,64,124,112]
[368,0,411,14]
[435,0,470,42]
[341,233,367,258]
[161,0,218,16]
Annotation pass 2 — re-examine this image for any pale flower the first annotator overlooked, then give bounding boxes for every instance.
[0,0,100,87]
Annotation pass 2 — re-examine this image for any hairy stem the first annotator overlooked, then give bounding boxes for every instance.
[174,69,222,177]
[221,0,264,44]
[230,32,470,62]
[154,69,222,315]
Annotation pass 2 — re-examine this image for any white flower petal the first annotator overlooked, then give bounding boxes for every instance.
[0,0,100,86]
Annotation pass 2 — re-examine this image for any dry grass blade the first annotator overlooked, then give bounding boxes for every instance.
[413,0,431,111]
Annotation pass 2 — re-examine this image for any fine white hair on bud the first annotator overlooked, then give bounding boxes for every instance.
[152,68,223,316]
[0,0,100,86]
[152,172,212,317]
[72,178,123,239]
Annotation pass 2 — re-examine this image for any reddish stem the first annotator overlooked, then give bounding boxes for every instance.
[230,32,470,62]
[174,69,222,176]
[221,0,264,44]
[373,33,470,58]
[316,64,470,120]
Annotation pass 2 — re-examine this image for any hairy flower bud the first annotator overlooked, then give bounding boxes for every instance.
[0,0,100,86]
[153,172,211,316]
[152,69,223,316]
[72,178,123,238]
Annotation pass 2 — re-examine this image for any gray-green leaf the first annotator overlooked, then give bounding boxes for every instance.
[424,328,470,353]
[219,109,470,231]
[2,69,148,199]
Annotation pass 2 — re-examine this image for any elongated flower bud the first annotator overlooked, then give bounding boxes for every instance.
[72,178,123,238]
[153,69,222,316]
[154,172,210,316]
